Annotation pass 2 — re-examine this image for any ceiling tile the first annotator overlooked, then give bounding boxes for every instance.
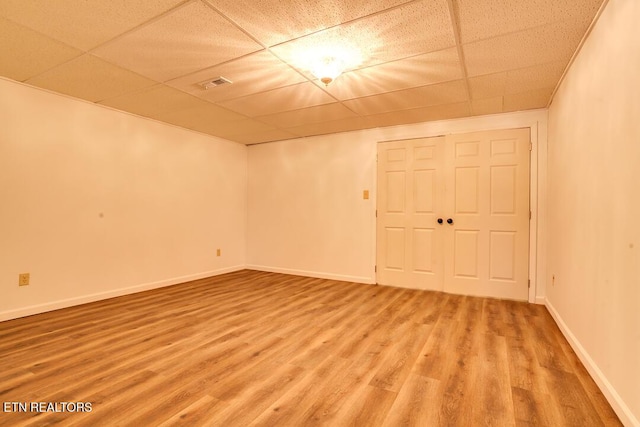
[257,103,358,128]
[456,0,555,44]
[99,85,211,118]
[154,102,249,132]
[504,61,567,94]
[25,54,157,103]
[181,119,277,141]
[342,80,468,115]
[320,47,463,100]
[549,0,605,23]
[455,0,604,44]
[468,72,507,99]
[92,1,263,82]
[286,117,367,138]
[270,0,456,73]
[418,102,471,122]
[0,0,185,51]
[218,82,336,117]
[213,118,277,135]
[363,102,471,128]
[468,61,567,100]
[464,19,585,77]
[471,97,503,116]
[166,50,306,102]
[228,129,298,145]
[0,17,82,82]
[208,0,413,47]
[503,87,553,112]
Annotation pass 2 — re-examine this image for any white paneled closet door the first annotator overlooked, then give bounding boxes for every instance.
[376,136,446,291]
[376,128,530,300]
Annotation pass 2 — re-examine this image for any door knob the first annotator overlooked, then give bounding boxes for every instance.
[447,218,454,224]
[437,218,443,224]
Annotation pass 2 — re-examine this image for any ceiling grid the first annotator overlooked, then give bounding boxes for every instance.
[0,0,605,144]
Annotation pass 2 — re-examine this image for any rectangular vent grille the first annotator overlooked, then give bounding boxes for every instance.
[199,76,232,90]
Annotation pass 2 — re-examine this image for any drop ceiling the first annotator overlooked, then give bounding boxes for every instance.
[0,0,604,145]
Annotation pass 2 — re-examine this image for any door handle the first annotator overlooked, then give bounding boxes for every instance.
[447,218,454,224]
[437,218,443,224]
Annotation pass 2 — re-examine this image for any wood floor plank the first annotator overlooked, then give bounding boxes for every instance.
[480,297,509,337]
[382,373,441,426]
[0,270,621,426]
[470,333,515,426]
[341,385,397,426]
[156,395,225,427]
[249,355,352,426]
[368,321,433,392]
[512,386,561,426]
[544,367,611,427]
[204,362,308,426]
[506,326,550,394]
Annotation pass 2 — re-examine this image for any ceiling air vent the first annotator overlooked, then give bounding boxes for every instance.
[199,76,232,90]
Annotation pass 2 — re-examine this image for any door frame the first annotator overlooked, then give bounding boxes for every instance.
[372,111,547,304]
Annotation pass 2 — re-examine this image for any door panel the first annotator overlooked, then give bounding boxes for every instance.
[453,230,479,278]
[385,171,406,213]
[385,228,405,270]
[455,167,480,213]
[491,166,516,214]
[412,228,434,273]
[414,170,435,213]
[489,231,516,280]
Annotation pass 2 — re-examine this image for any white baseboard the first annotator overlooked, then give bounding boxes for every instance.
[535,296,546,305]
[545,299,639,427]
[246,264,375,285]
[0,265,245,322]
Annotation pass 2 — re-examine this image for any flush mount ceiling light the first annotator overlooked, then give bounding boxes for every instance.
[290,41,363,87]
[310,56,344,86]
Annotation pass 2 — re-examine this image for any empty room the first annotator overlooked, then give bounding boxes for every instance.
[1,0,638,425]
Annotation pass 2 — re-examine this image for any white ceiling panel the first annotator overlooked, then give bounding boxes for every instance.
[92,1,263,82]
[99,84,211,118]
[257,103,359,128]
[270,0,456,73]
[0,0,185,51]
[166,50,307,102]
[320,47,463,100]
[218,82,336,117]
[25,54,157,103]
[464,19,587,77]
[0,17,82,82]
[207,0,414,47]
[343,80,468,115]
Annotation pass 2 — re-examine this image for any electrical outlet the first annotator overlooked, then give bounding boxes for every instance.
[216,249,221,257]
[363,190,369,200]
[19,273,30,286]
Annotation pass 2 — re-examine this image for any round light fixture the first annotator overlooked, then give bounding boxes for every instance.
[310,56,344,86]
[289,40,363,87]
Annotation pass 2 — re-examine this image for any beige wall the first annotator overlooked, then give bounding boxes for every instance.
[248,109,548,303]
[546,0,640,424]
[247,133,376,283]
[0,78,247,320]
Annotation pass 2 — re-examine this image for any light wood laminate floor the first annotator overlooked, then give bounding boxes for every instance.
[0,270,621,426]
